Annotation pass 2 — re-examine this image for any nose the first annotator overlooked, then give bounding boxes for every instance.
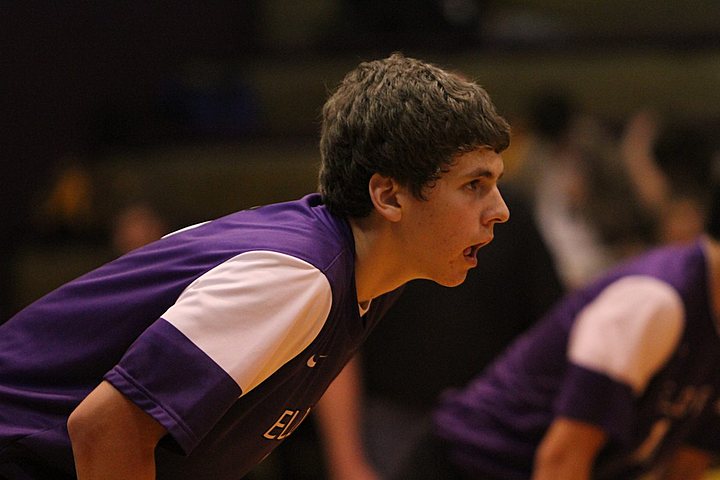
[485,188,510,226]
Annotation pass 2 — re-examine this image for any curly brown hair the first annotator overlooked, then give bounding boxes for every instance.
[319,53,511,218]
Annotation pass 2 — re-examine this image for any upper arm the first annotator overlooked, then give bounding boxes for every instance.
[533,417,607,480]
[555,277,684,445]
[568,276,684,395]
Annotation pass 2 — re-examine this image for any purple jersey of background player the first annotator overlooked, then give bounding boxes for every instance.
[0,193,399,480]
[435,239,720,480]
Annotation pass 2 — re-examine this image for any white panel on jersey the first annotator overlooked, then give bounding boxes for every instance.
[568,275,684,395]
[162,251,332,395]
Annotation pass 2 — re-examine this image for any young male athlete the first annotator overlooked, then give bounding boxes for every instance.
[0,53,510,479]
[395,180,720,480]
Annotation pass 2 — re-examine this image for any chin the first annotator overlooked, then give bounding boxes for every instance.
[433,272,468,288]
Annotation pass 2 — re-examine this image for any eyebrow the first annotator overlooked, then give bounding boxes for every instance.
[464,167,504,181]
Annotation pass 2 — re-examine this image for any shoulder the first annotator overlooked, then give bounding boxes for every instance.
[232,196,355,272]
[162,250,334,393]
[569,275,685,393]
[165,250,333,318]
[579,275,684,321]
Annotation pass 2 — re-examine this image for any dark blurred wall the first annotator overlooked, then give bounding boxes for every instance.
[3,1,720,319]
[1,2,261,317]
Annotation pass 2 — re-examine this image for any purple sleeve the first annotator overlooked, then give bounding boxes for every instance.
[104,319,241,454]
[555,363,636,446]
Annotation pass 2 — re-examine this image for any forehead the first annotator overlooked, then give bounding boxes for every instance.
[446,148,504,179]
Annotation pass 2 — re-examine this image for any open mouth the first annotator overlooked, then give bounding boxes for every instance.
[464,237,493,258]
[463,244,482,258]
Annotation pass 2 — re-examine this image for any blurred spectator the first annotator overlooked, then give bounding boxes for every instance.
[111,203,169,255]
[511,90,653,289]
[621,111,718,245]
[31,159,103,246]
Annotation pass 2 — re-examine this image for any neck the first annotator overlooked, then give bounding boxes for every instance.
[349,216,410,304]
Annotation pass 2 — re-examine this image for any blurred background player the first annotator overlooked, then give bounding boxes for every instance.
[393,129,720,480]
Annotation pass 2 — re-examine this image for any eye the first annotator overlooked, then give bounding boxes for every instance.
[466,179,482,191]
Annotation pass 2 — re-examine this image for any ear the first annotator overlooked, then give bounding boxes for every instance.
[368,173,402,222]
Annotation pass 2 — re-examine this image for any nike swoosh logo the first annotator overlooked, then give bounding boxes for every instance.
[306,354,327,368]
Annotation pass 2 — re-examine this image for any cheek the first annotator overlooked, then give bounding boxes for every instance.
[432,216,468,250]
[410,194,475,247]
[447,205,479,232]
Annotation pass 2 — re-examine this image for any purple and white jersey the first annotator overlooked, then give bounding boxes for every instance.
[0,193,399,480]
[435,239,720,480]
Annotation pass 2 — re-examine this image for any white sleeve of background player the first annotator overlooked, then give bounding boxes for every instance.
[568,275,685,395]
[161,250,332,395]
